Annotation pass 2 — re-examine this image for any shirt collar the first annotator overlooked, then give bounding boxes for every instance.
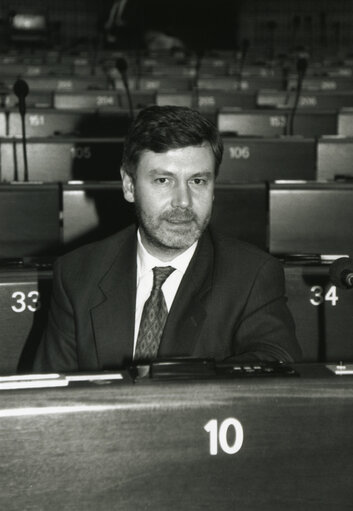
[136,229,198,280]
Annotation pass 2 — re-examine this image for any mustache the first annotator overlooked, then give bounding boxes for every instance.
[161,209,196,222]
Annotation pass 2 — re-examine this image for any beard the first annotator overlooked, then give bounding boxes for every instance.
[134,202,212,252]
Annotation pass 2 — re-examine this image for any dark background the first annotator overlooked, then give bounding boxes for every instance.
[0,0,351,57]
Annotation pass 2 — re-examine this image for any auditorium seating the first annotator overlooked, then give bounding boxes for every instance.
[0,183,60,258]
[139,76,192,91]
[156,90,258,110]
[337,108,353,135]
[197,90,257,110]
[0,137,124,182]
[287,75,353,91]
[1,47,353,371]
[197,76,283,91]
[61,182,267,251]
[257,90,353,109]
[218,137,316,182]
[210,183,267,249]
[269,182,353,256]
[284,262,353,362]
[62,182,136,250]
[317,136,353,180]
[0,265,52,374]
[218,108,337,137]
[5,90,53,108]
[156,91,193,108]
[0,113,7,136]
[1,74,108,92]
[8,109,131,137]
[53,91,120,109]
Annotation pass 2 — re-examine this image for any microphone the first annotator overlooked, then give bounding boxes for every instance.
[116,56,128,80]
[13,78,29,117]
[13,79,29,181]
[329,257,353,289]
[287,55,308,135]
[116,57,134,121]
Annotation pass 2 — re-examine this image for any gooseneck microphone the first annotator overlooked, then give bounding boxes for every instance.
[116,57,134,121]
[287,56,308,135]
[329,257,353,289]
[13,79,29,181]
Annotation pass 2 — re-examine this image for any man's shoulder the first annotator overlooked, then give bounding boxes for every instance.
[57,225,136,272]
[207,231,284,291]
[211,231,275,267]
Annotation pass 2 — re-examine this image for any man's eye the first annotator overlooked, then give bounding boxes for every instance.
[155,177,169,184]
[191,178,207,185]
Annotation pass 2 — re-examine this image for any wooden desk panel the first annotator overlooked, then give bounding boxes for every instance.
[0,366,352,510]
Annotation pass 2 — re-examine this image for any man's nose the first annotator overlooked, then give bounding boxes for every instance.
[171,182,192,209]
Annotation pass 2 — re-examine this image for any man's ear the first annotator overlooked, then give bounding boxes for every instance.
[120,168,135,203]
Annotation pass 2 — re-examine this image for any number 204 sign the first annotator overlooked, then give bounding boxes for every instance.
[204,418,244,456]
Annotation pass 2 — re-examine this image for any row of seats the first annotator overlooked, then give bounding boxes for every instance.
[2,136,353,182]
[6,87,353,114]
[1,73,284,93]
[1,181,353,259]
[4,74,353,101]
[2,50,353,82]
[2,107,353,138]
[1,258,352,374]
[1,49,352,372]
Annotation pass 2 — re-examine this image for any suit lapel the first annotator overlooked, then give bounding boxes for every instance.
[90,229,137,369]
[159,230,214,357]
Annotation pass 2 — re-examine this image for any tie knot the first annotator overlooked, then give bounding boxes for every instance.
[152,266,175,291]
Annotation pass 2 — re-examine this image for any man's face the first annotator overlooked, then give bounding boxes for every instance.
[121,144,215,260]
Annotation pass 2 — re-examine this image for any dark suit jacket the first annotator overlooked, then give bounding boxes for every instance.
[33,225,302,372]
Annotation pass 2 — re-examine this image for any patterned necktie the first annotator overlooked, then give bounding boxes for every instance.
[135,266,175,362]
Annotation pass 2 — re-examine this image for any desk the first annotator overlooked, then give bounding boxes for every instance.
[0,365,352,510]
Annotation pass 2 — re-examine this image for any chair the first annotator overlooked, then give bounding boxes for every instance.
[0,137,124,182]
[62,182,267,252]
[211,183,267,250]
[269,182,353,256]
[8,109,131,137]
[0,183,60,258]
[317,137,353,180]
[197,90,257,110]
[0,266,53,374]
[337,108,353,135]
[218,108,337,137]
[54,91,120,110]
[218,137,316,182]
[284,262,353,362]
[62,182,136,251]
[257,90,353,110]
[0,113,7,136]
[139,76,192,91]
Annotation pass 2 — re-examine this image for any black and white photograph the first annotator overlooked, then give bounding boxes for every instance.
[0,1,352,509]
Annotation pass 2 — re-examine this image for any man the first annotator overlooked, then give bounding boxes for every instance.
[33,105,301,372]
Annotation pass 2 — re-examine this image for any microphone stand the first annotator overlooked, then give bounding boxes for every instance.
[116,57,134,122]
[287,57,307,136]
[20,105,28,182]
[13,79,29,182]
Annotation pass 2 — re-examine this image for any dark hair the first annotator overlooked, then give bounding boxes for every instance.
[121,105,223,177]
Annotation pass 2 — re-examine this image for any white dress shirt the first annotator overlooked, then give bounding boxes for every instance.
[133,230,198,356]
